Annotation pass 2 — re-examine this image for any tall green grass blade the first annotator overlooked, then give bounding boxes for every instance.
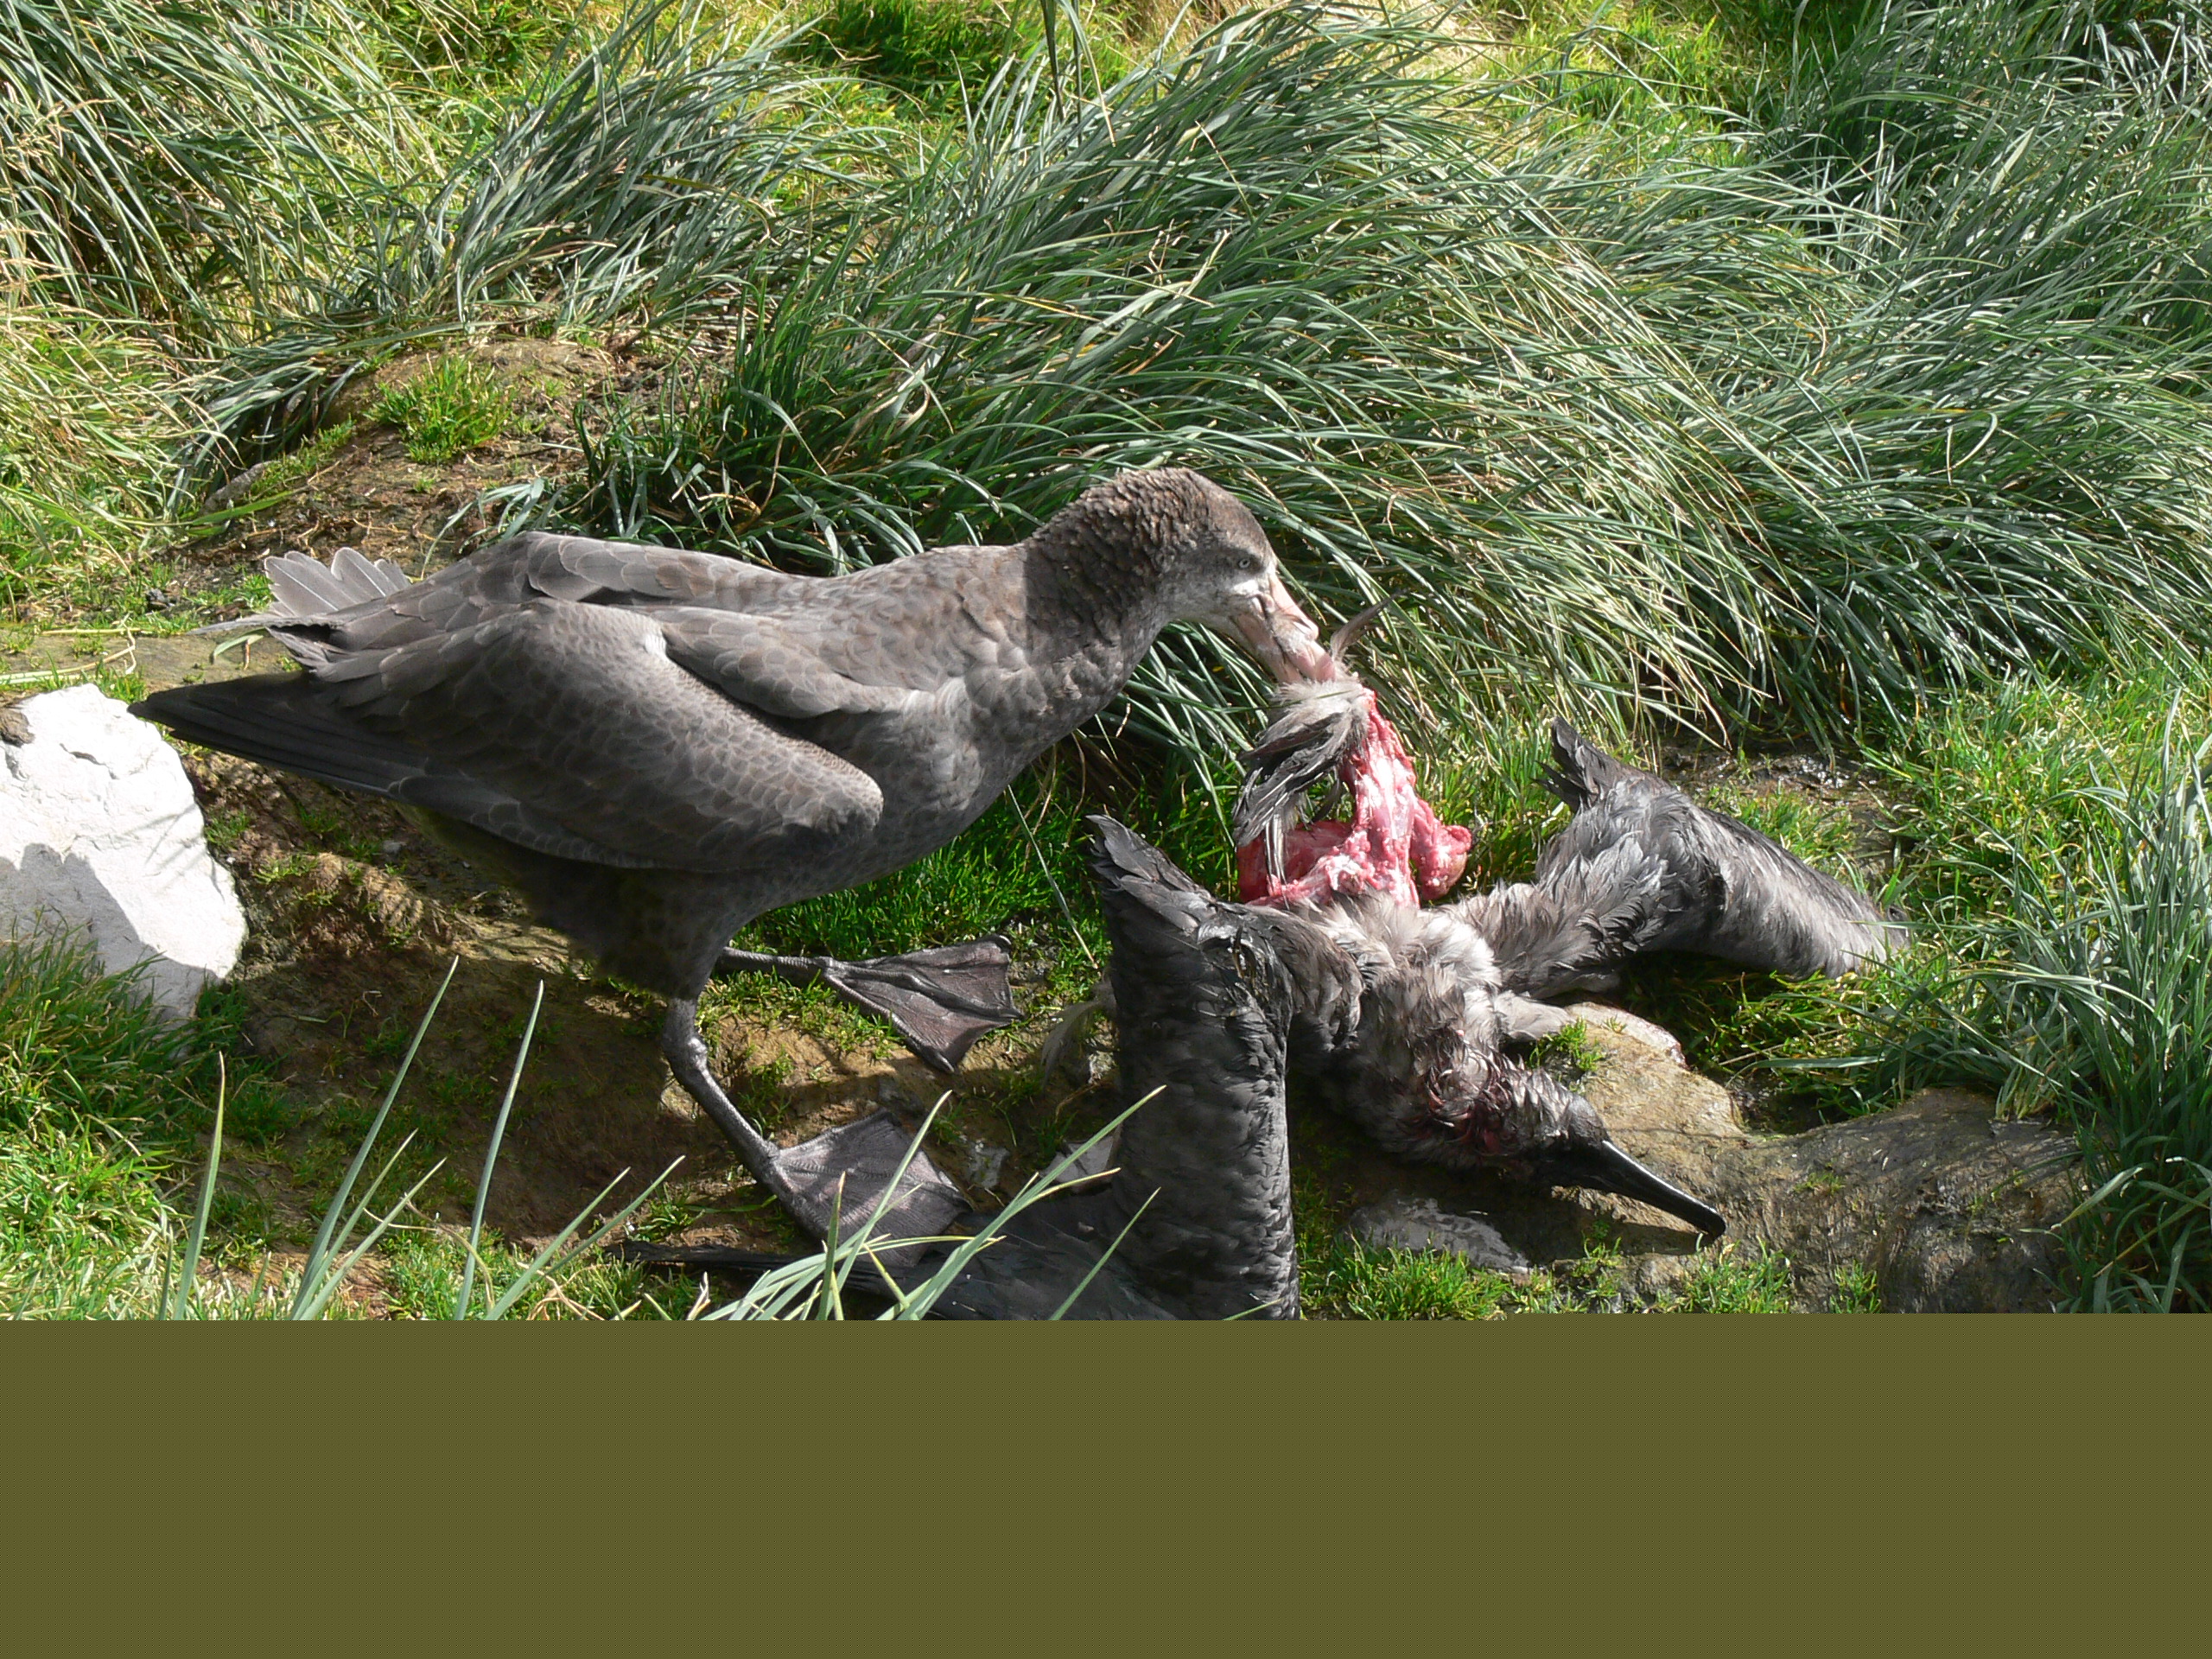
[483,1160,680,1319]
[292,958,456,1314]
[1047,1188,1148,1320]
[168,1058,226,1321]
[458,979,543,1319]
[884,1093,1149,1319]
[292,1153,446,1320]
[812,1177,847,1321]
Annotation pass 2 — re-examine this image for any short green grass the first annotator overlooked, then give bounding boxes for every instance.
[1529,1018,1605,1081]
[370,356,518,463]
[797,0,1039,105]
[0,938,286,1315]
[1661,1240,1793,1312]
[1303,1237,1516,1319]
[380,1225,682,1319]
[1828,1260,1881,1313]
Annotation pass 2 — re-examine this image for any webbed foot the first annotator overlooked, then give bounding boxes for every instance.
[715,936,1019,1072]
[660,1001,968,1253]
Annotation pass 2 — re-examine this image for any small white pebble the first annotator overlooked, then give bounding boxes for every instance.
[378,839,402,856]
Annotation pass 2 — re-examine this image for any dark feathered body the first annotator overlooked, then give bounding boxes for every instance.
[656,817,1306,1319]
[1084,817,1301,1318]
[1530,720,1900,976]
[135,471,1306,1001]
[1252,887,1722,1231]
[918,817,1305,1319]
[1459,720,1901,993]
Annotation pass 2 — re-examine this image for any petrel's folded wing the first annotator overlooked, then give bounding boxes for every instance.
[207,533,813,645]
[141,601,885,874]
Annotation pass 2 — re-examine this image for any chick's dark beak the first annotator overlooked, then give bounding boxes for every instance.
[1227,571,1336,684]
[1543,1140,1728,1236]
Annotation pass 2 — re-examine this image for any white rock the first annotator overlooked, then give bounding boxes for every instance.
[0,685,246,1020]
[960,1139,1010,1192]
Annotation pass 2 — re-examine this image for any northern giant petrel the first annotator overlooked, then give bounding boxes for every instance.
[136,468,1335,1241]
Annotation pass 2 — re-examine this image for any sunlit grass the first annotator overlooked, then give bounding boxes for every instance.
[371,356,518,462]
[12,0,2212,1312]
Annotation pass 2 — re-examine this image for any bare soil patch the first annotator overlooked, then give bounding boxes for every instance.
[175,335,634,614]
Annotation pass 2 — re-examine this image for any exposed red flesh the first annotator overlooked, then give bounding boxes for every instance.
[1236,703,1471,908]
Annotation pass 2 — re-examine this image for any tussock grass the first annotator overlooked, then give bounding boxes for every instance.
[796,0,1046,105]
[369,0,602,84]
[187,1,872,480]
[0,0,420,323]
[1865,718,2212,1309]
[569,6,1783,754]
[372,354,518,461]
[0,302,183,603]
[558,2,2212,759]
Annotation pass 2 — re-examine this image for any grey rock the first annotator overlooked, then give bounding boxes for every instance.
[1341,1016,2080,1311]
[1559,1001,1686,1065]
[0,686,246,1020]
[1573,1022,2077,1310]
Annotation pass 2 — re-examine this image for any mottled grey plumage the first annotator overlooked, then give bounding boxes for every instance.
[133,468,1333,1240]
[1270,887,1726,1234]
[1077,815,1300,1318]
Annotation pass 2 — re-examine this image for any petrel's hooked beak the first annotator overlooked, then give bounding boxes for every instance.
[1224,571,1336,683]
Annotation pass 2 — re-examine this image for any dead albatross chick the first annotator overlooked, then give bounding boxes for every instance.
[1231,683,1901,1234]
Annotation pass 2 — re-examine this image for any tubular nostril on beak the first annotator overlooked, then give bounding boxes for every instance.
[1224,576,1334,684]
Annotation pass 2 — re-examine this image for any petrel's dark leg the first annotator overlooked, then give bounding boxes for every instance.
[659,998,968,1251]
[713,935,1018,1073]
[660,998,801,1209]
